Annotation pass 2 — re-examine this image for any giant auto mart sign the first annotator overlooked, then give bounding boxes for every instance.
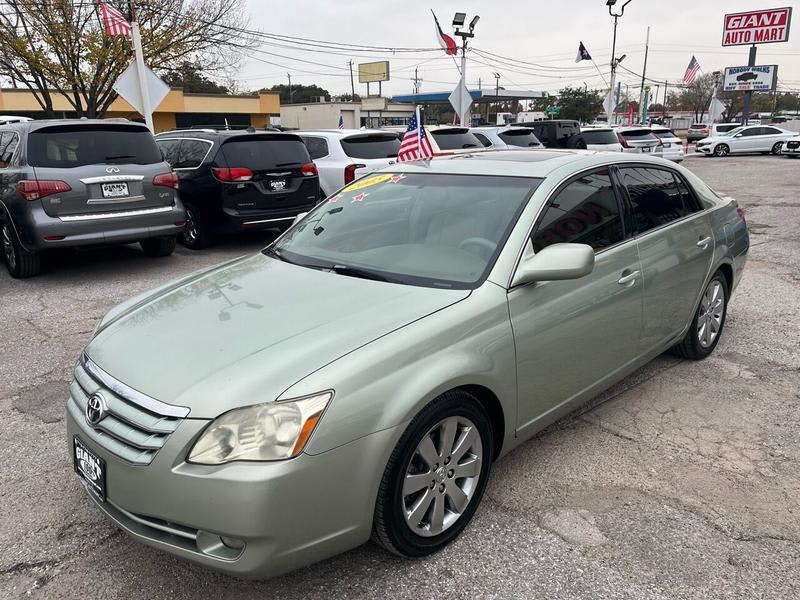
[722,7,792,46]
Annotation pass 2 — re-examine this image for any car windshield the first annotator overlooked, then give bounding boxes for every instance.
[269,173,540,289]
[28,125,162,168]
[497,129,541,147]
[581,130,619,145]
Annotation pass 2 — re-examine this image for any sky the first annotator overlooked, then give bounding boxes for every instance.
[238,0,800,99]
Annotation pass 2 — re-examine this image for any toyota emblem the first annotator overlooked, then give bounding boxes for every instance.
[85,392,107,426]
[105,166,121,174]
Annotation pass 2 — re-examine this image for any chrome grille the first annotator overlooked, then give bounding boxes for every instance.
[69,356,186,465]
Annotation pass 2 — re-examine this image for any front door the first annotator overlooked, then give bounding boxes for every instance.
[508,168,643,434]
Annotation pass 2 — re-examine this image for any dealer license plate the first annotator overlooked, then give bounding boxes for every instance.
[269,179,287,191]
[641,147,651,153]
[73,436,106,501]
[102,182,129,198]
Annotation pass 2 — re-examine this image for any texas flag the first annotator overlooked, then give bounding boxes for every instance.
[575,41,592,63]
[432,11,457,56]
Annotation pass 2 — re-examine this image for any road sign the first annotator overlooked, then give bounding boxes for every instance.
[722,7,792,46]
[545,106,560,116]
[112,60,170,116]
[449,77,472,122]
[358,61,390,83]
[722,65,778,92]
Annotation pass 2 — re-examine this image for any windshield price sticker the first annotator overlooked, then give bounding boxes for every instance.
[342,174,393,193]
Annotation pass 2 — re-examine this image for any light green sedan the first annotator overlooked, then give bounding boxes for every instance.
[67,150,749,578]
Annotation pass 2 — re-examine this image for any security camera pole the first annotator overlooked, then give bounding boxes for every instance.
[606,0,633,124]
[453,12,480,127]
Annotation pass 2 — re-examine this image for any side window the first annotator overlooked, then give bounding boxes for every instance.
[621,167,692,235]
[156,139,180,166]
[532,169,624,252]
[0,133,19,168]
[761,127,780,135]
[672,173,702,214]
[473,133,492,147]
[174,139,210,168]
[739,128,758,137]
[301,136,329,160]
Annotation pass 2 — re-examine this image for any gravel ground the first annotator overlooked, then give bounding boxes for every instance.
[1,155,798,600]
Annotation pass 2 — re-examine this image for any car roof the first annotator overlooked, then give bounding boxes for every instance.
[5,118,146,133]
[616,126,652,132]
[295,129,391,136]
[385,149,675,178]
[469,126,532,131]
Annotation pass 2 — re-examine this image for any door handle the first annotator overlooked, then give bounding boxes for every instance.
[697,236,712,249]
[618,270,640,286]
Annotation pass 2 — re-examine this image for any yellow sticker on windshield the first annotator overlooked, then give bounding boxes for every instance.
[342,173,392,193]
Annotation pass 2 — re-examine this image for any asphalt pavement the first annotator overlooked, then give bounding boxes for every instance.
[1,154,798,600]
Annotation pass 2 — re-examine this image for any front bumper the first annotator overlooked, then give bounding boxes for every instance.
[781,143,800,156]
[66,402,401,579]
[696,144,713,155]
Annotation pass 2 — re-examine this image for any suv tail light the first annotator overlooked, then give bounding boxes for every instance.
[212,167,253,182]
[344,163,366,184]
[301,162,318,177]
[617,133,631,148]
[737,207,746,223]
[17,180,71,201]
[153,172,179,190]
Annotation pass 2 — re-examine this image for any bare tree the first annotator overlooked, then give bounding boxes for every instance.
[0,0,253,117]
[676,73,718,122]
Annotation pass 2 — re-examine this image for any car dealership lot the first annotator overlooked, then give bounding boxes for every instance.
[1,156,798,599]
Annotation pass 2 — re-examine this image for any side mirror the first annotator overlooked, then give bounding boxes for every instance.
[292,212,308,226]
[734,133,743,138]
[511,243,595,287]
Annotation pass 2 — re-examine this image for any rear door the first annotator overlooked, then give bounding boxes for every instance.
[616,166,713,352]
[28,124,172,218]
[215,134,318,212]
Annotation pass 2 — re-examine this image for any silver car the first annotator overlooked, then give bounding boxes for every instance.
[67,150,748,578]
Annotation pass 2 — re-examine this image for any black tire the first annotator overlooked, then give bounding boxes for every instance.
[771,142,783,155]
[180,205,212,250]
[372,390,493,558]
[671,271,729,360]
[140,236,176,257]
[713,144,729,157]
[1,220,40,278]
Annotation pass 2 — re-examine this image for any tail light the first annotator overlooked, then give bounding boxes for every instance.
[737,207,746,223]
[212,167,253,182]
[301,162,318,177]
[617,133,631,148]
[344,163,366,184]
[153,172,179,190]
[17,180,71,201]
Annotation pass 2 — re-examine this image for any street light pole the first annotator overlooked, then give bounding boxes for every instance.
[453,13,479,127]
[606,0,633,124]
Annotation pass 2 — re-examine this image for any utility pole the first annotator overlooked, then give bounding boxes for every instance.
[663,80,668,118]
[741,44,757,124]
[494,72,501,124]
[348,60,356,99]
[452,13,480,127]
[606,0,632,124]
[412,67,423,95]
[287,72,293,104]
[638,25,650,124]
[128,1,153,132]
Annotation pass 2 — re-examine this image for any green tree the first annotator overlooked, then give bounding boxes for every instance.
[0,0,250,118]
[162,61,229,94]
[265,83,330,104]
[555,86,603,122]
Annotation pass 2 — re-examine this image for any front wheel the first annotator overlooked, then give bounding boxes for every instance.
[771,142,783,155]
[713,144,729,157]
[372,390,493,557]
[671,271,728,360]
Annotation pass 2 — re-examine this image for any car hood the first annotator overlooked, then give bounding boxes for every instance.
[85,254,470,418]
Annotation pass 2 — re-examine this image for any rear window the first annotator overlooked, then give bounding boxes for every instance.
[28,125,162,168]
[620,129,658,141]
[581,130,619,145]
[340,134,400,159]
[219,135,310,170]
[431,129,482,150]
[652,130,677,139]
[690,124,707,129]
[498,129,541,147]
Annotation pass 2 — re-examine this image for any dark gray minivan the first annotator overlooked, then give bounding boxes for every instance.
[0,119,185,278]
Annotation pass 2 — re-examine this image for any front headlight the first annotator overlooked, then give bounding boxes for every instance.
[187,391,332,465]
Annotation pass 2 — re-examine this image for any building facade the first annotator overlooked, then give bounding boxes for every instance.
[280,100,414,130]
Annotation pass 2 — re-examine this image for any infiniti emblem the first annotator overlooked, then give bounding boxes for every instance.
[105,166,120,174]
[85,392,107,426]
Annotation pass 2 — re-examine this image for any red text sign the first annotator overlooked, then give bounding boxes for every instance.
[723,7,792,46]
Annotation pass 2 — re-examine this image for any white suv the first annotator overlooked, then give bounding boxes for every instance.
[297,129,400,198]
[651,127,685,162]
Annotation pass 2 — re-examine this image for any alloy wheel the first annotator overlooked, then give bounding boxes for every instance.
[771,142,783,155]
[2,223,16,271]
[697,280,725,348]
[402,416,482,537]
[714,145,729,157]
[184,208,198,243]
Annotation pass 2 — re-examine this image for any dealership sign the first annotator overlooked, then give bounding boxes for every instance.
[722,65,778,92]
[722,7,792,46]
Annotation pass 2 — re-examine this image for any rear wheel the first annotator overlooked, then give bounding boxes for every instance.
[140,236,176,257]
[771,142,783,155]
[180,205,212,250]
[671,271,728,360]
[713,144,729,157]
[1,220,40,278]
[373,390,493,557]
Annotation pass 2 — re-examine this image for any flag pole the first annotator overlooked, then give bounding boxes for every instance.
[129,2,154,132]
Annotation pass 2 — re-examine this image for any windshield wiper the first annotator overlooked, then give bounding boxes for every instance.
[330,264,391,282]
[262,247,295,264]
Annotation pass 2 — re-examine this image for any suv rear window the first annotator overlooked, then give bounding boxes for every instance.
[652,130,677,139]
[581,130,619,145]
[690,124,707,129]
[430,129,482,150]
[498,129,540,147]
[219,135,310,169]
[619,129,658,141]
[340,134,400,159]
[28,125,162,168]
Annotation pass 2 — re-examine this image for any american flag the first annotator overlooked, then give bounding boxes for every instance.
[683,56,701,85]
[338,115,344,129]
[398,106,433,162]
[99,2,132,36]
